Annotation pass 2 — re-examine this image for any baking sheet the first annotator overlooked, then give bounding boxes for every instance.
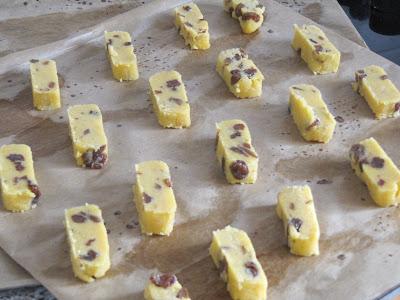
[0,0,368,290]
[0,0,399,299]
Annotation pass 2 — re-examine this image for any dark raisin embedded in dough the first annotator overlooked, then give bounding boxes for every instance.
[230,131,241,139]
[224,57,232,65]
[242,12,261,22]
[113,34,120,38]
[378,179,385,186]
[230,160,249,180]
[244,261,258,277]
[166,79,181,91]
[85,238,96,246]
[306,119,320,130]
[89,215,101,223]
[314,44,323,53]
[143,193,152,204]
[164,178,172,187]
[234,53,241,61]
[350,144,365,161]
[6,154,25,171]
[355,71,367,81]
[28,181,41,204]
[80,249,98,261]
[169,97,183,105]
[309,38,318,44]
[154,90,162,94]
[184,21,193,27]
[292,86,303,91]
[289,202,295,210]
[244,67,257,77]
[124,42,132,46]
[290,218,303,232]
[318,35,325,40]
[394,102,400,113]
[182,5,191,11]
[230,69,241,85]
[233,123,245,130]
[380,75,388,80]
[370,157,384,169]
[150,273,176,288]
[30,59,39,63]
[155,183,162,190]
[218,258,227,276]
[243,143,251,148]
[43,61,50,65]
[48,81,55,88]
[177,288,190,299]
[234,3,245,17]
[83,129,90,135]
[82,145,107,169]
[71,213,87,223]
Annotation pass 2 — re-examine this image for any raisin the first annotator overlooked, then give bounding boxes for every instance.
[230,131,241,139]
[218,258,227,276]
[370,157,384,168]
[48,81,55,88]
[234,53,241,61]
[164,178,172,187]
[27,182,41,203]
[242,143,251,148]
[355,71,367,81]
[124,41,132,46]
[230,160,249,180]
[244,261,258,277]
[242,12,260,22]
[166,79,181,91]
[83,129,90,135]
[150,273,176,288]
[394,102,400,112]
[309,38,318,44]
[292,86,303,91]
[289,203,295,210]
[143,193,152,203]
[233,123,245,130]
[290,218,303,232]
[350,144,365,161]
[184,21,193,27]
[169,97,183,105]
[182,5,191,11]
[314,45,323,53]
[230,69,241,85]
[30,59,39,63]
[234,3,245,17]
[378,179,385,186]
[85,238,96,246]
[82,145,107,169]
[71,214,86,223]
[380,75,388,80]
[154,90,162,94]
[224,57,232,65]
[80,249,98,261]
[318,35,325,40]
[89,215,101,223]
[244,68,257,77]
[155,183,162,190]
[306,119,320,130]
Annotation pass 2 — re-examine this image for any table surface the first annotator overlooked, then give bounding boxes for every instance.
[0,0,394,299]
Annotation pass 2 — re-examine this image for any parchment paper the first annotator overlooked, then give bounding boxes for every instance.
[0,0,367,291]
[0,0,399,299]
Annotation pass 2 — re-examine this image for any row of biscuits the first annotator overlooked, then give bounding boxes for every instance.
[1,1,400,299]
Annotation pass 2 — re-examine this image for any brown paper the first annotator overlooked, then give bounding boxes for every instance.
[0,0,367,290]
[0,0,399,299]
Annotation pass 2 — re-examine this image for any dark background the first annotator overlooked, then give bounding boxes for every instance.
[339,0,400,65]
